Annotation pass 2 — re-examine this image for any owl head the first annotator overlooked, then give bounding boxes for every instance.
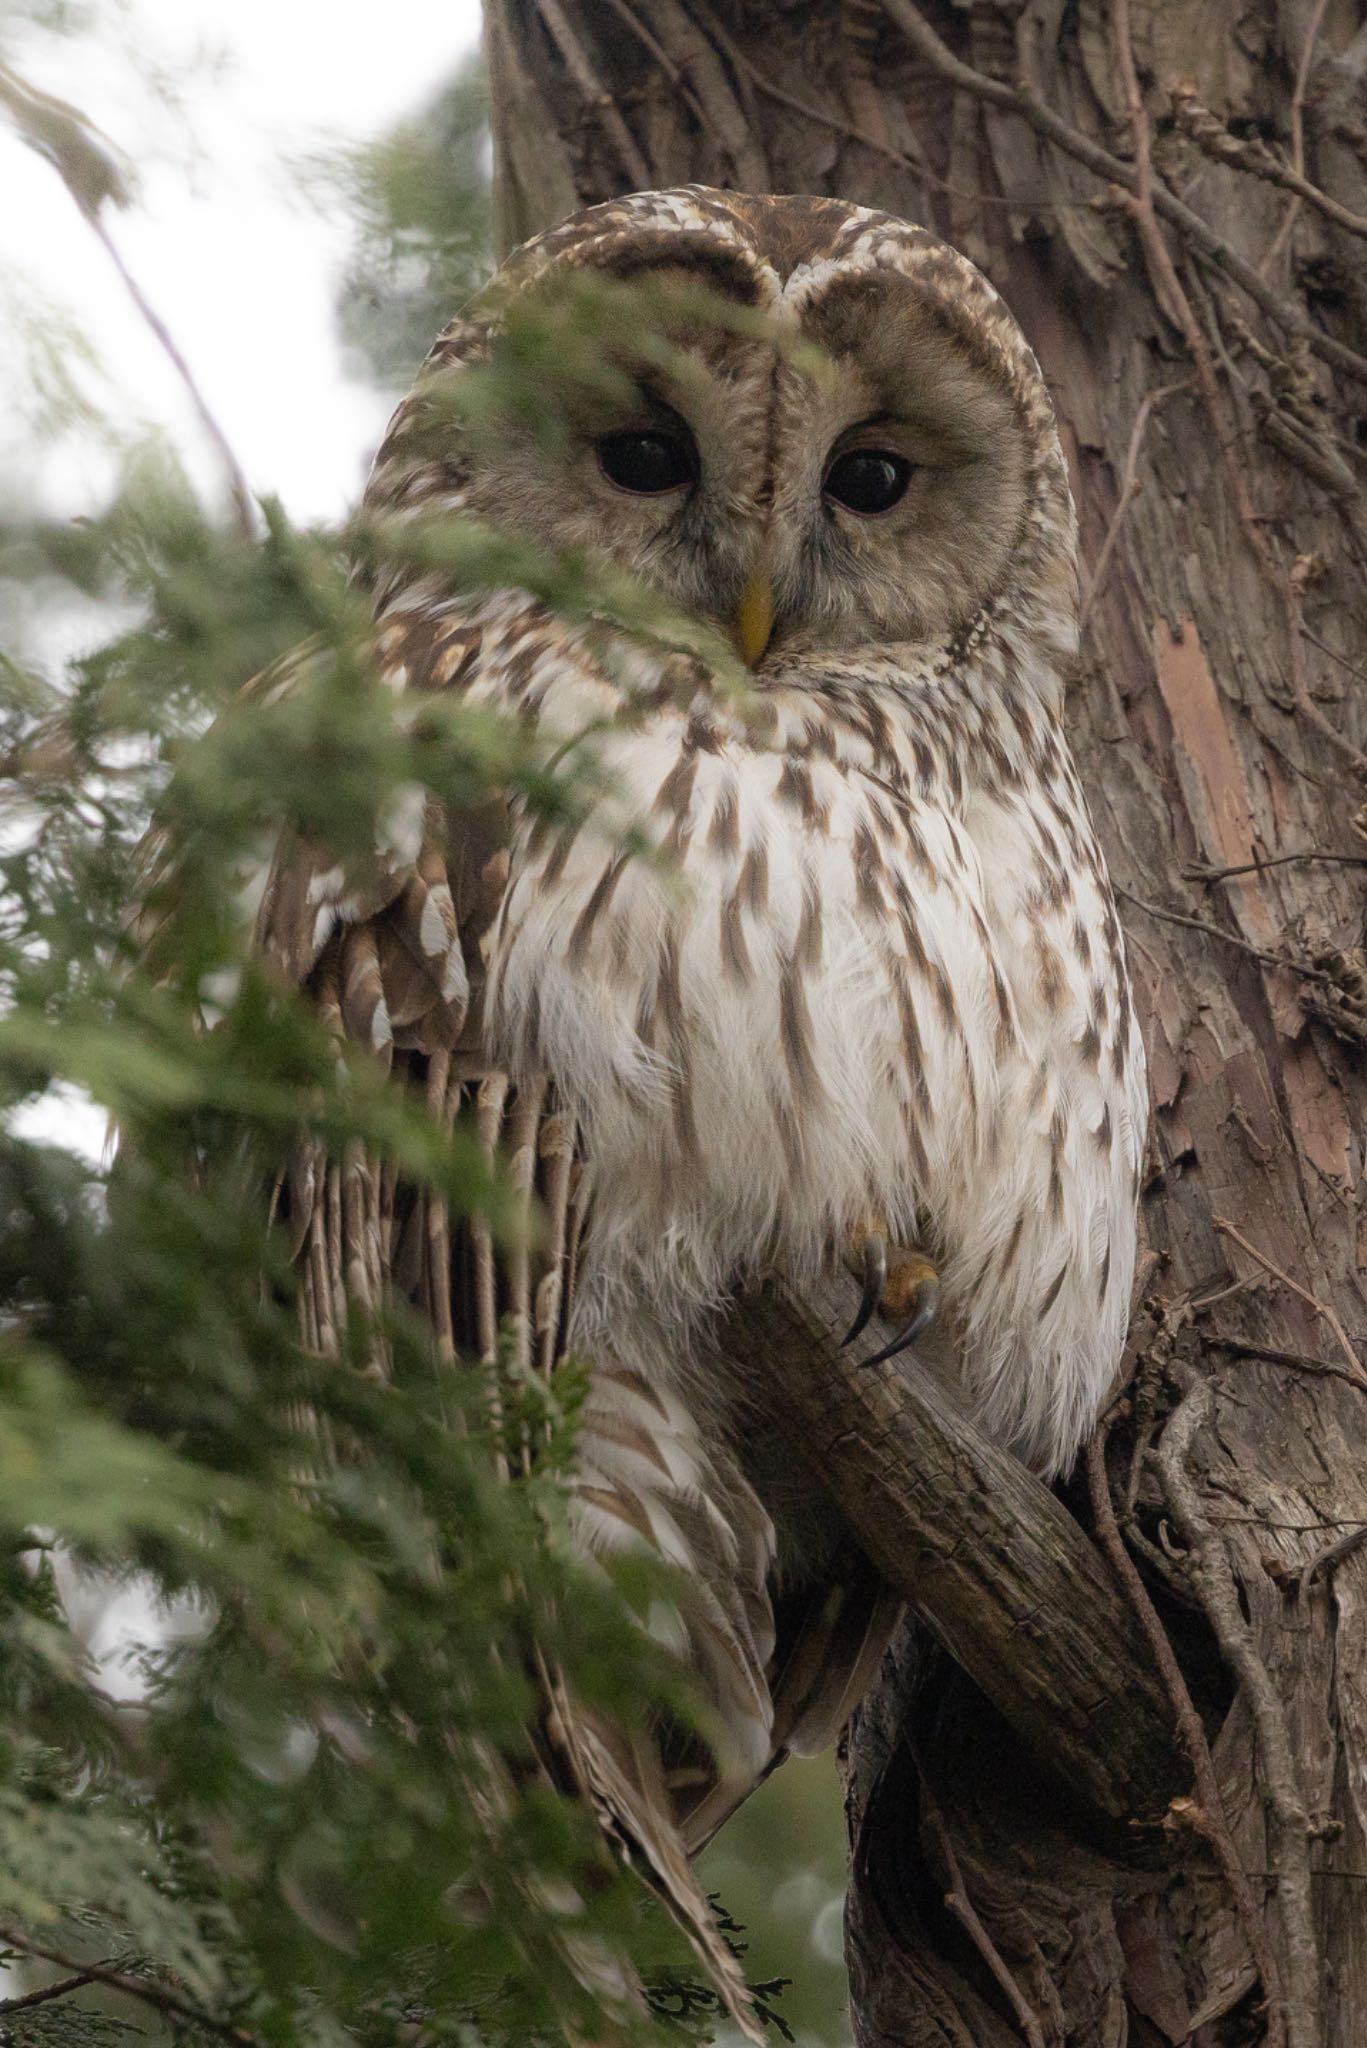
[367,187,1075,668]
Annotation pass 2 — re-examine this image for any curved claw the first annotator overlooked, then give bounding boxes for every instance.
[860,1279,941,1370]
[841,1235,887,1348]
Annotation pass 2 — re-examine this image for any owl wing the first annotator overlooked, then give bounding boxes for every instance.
[247,609,767,2043]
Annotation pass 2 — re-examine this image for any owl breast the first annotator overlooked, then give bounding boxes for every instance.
[483,667,1142,1476]
[489,699,948,1287]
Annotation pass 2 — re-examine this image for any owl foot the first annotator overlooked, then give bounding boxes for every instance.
[841,1225,939,1365]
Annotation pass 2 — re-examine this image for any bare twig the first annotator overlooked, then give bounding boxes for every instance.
[1206,1335,1367,1393]
[1262,0,1333,273]
[85,212,255,538]
[1171,74,1367,247]
[1186,851,1367,883]
[686,1,1087,214]
[1115,886,1345,989]
[0,1971,97,2014]
[876,0,1367,388]
[1300,624,1367,691]
[627,0,770,188]
[0,1927,253,2045]
[1299,1523,1367,1598]
[1087,1425,1287,2048]
[534,0,652,189]
[1212,1217,1367,1385]
[1156,1382,1321,2048]
[912,1750,1050,2048]
[1078,379,1187,632]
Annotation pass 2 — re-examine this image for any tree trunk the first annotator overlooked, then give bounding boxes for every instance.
[481,5,1367,2042]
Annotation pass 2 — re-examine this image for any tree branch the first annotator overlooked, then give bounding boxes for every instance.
[0,1928,253,2046]
[724,1275,1187,1829]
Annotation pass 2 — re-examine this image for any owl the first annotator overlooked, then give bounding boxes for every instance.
[255,188,1147,2031]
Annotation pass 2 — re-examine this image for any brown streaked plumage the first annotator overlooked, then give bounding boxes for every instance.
[234,186,1147,2034]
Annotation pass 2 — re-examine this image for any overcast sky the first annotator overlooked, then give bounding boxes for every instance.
[2,0,483,521]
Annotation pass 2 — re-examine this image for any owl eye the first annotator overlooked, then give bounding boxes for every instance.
[597,430,698,495]
[823,449,913,516]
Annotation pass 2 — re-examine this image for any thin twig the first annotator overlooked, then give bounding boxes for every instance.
[1078,379,1187,632]
[1299,1523,1367,1598]
[0,1971,97,2015]
[1155,1382,1321,2048]
[85,212,255,537]
[533,0,652,189]
[1300,623,1367,691]
[1262,0,1333,274]
[1186,851,1367,883]
[1212,1217,1367,1385]
[912,1751,1049,2048]
[1115,886,1344,989]
[1086,1425,1287,2048]
[1102,0,1367,780]
[1108,0,1278,570]
[1206,1335,1367,1393]
[876,0,1367,387]
[1172,72,1367,249]
[0,1927,253,2045]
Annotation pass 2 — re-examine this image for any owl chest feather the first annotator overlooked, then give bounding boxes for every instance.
[484,666,1143,1473]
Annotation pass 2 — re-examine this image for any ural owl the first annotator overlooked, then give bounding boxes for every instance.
[258,188,1146,2026]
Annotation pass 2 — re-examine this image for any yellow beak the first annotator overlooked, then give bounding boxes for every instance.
[736,566,774,668]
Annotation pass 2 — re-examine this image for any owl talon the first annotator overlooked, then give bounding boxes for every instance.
[860,1280,940,1369]
[841,1228,939,1358]
[841,1235,887,1347]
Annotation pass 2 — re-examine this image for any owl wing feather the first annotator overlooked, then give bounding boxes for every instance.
[248,617,769,2043]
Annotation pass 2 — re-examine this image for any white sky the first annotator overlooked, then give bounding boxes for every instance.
[1,0,484,522]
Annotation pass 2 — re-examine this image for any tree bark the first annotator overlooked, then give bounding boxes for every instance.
[481,5,1367,2042]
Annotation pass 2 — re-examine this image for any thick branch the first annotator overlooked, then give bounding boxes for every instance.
[724,1277,1187,1828]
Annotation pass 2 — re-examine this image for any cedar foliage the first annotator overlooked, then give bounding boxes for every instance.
[0,28,787,2048]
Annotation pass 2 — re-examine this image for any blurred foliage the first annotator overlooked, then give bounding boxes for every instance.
[700,1759,850,2048]
[0,445,754,2045]
[326,57,493,393]
[0,34,854,2048]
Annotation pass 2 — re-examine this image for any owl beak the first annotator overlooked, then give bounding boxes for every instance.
[736,566,774,668]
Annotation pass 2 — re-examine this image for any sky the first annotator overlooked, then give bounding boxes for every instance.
[1,0,484,522]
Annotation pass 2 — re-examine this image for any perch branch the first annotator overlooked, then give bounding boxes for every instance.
[723,1274,1186,1827]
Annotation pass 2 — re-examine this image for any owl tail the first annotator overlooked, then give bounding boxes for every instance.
[539,1659,767,2045]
